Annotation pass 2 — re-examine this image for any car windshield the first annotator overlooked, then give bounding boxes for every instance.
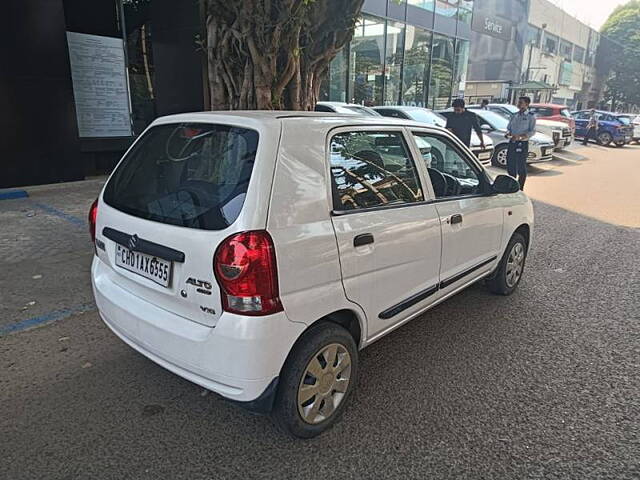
[103,123,259,231]
[406,109,446,127]
[472,109,510,130]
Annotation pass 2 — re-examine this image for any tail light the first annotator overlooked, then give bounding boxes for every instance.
[214,231,283,316]
[88,199,98,243]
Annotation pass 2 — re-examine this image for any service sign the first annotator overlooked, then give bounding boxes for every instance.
[472,11,512,42]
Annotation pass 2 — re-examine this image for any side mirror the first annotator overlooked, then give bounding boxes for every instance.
[493,175,520,194]
[481,124,493,133]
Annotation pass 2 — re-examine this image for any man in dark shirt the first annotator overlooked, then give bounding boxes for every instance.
[446,98,485,149]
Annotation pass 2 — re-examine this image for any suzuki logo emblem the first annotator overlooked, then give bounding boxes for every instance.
[128,234,139,251]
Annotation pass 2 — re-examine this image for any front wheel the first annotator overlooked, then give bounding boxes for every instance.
[487,232,528,295]
[272,322,358,438]
[492,145,509,169]
[598,132,613,146]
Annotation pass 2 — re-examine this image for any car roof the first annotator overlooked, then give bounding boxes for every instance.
[372,105,431,111]
[150,110,439,131]
[530,103,567,108]
[316,101,370,108]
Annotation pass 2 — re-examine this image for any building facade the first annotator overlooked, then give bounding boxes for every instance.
[321,0,475,110]
[466,0,602,108]
[1,0,203,188]
[522,0,600,108]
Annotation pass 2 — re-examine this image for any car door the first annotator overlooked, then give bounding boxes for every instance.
[409,129,503,296]
[328,127,442,340]
[573,111,589,136]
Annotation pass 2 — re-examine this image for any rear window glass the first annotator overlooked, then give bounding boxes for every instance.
[103,123,259,230]
[617,116,631,125]
[329,131,423,211]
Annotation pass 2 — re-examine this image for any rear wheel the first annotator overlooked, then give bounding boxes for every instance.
[492,145,508,168]
[598,131,613,146]
[272,322,358,438]
[487,232,528,296]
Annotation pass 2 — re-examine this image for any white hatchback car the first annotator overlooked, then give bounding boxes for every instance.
[90,112,534,438]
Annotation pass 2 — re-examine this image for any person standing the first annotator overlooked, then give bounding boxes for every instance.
[582,109,599,146]
[480,99,490,110]
[505,96,537,190]
[446,98,485,149]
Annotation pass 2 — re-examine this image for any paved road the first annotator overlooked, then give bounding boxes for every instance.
[1,147,639,479]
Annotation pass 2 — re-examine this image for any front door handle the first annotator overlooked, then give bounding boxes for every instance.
[450,214,463,225]
[354,233,374,247]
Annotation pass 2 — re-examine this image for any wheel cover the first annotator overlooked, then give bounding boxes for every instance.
[297,343,352,425]
[496,147,508,166]
[599,132,612,143]
[505,242,525,288]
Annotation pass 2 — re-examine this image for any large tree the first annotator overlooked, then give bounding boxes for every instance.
[204,0,364,110]
[599,1,640,109]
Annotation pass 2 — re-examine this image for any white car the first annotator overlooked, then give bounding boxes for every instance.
[90,112,534,438]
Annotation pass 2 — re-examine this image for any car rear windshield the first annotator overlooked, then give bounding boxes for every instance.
[616,116,631,125]
[103,123,259,231]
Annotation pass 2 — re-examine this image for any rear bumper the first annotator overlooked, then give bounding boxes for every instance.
[92,257,305,404]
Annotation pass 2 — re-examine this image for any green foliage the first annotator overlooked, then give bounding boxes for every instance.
[600,1,640,107]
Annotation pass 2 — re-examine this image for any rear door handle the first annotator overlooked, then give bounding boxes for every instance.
[354,233,374,247]
[450,214,463,225]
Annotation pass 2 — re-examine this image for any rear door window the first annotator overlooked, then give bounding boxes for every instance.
[329,131,424,211]
[103,123,259,230]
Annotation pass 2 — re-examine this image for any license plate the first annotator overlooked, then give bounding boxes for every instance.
[115,244,172,287]
[478,152,492,160]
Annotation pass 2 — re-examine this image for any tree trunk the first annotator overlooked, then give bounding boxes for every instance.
[205,0,364,110]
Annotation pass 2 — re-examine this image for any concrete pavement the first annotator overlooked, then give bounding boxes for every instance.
[1,149,639,479]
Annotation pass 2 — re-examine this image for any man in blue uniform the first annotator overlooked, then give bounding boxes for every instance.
[506,96,537,190]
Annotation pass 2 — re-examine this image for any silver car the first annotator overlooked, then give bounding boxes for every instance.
[440,109,555,169]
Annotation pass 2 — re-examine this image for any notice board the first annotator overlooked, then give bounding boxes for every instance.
[66,31,132,138]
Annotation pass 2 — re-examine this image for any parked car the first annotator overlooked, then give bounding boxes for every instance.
[315,101,381,117]
[440,109,555,169]
[572,110,633,147]
[475,103,572,151]
[90,112,534,438]
[625,114,640,144]
[529,103,576,132]
[372,106,494,166]
[616,114,640,144]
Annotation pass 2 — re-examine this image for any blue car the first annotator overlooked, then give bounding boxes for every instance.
[572,110,634,147]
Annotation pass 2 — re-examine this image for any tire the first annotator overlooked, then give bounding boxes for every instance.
[487,232,528,296]
[597,131,613,146]
[272,322,358,438]
[492,145,508,169]
[614,141,625,148]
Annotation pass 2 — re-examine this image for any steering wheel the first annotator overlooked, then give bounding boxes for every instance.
[427,168,447,198]
[441,172,462,197]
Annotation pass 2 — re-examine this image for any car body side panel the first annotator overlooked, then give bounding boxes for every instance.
[266,119,368,345]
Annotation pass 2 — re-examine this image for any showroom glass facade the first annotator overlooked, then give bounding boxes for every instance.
[321,0,473,109]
